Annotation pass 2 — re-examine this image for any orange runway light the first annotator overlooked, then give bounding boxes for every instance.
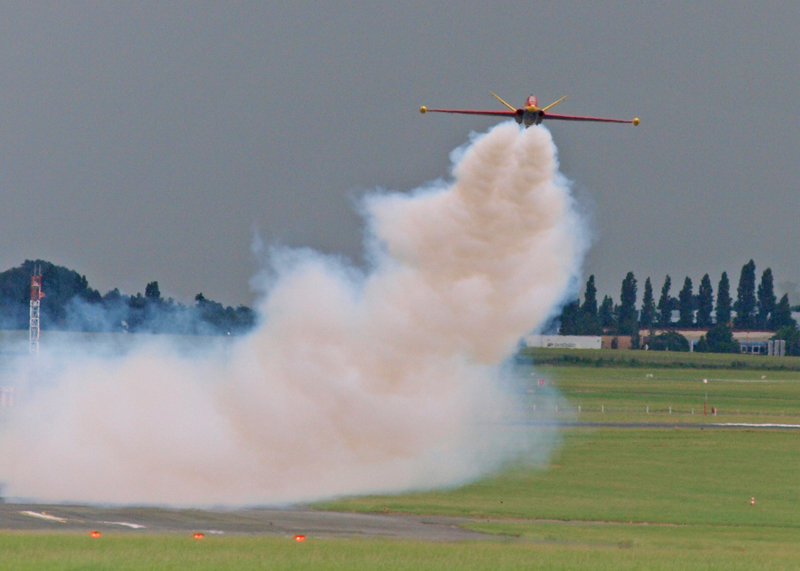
[294,535,306,542]
[193,533,205,539]
[90,531,101,538]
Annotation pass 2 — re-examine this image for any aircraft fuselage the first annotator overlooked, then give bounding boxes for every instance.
[517,108,544,128]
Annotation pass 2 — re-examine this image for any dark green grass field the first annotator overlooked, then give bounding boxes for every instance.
[5,362,800,569]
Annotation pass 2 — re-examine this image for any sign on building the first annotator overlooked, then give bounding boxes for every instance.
[523,335,602,350]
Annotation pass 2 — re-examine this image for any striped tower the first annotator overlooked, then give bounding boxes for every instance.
[29,268,45,355]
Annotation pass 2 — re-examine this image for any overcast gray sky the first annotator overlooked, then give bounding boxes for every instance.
[0,2,797,306]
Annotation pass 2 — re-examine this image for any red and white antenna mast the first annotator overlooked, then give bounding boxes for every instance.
[29,266,45,355]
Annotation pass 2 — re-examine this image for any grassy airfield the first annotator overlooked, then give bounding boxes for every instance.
[315,355,800,569]
[3,352,800,569]
[526,363,800,423]
[3,531,798,571]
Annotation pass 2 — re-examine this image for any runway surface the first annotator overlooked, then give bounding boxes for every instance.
[0,503,490,540]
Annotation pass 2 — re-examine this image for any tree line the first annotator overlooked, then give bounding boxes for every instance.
[0,260,256,335]
[557,260,800,355]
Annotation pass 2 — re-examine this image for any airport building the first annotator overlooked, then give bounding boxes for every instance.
[525,331,787,356]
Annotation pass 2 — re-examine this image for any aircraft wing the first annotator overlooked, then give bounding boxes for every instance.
[421,107,517,118]
[543,112,638,125]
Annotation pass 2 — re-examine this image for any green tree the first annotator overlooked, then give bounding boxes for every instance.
[734,260,757,328]
[773,324,800,356]
[677,277,694,327]
[618,272,638,337]
[557,299,581,335]
[716,272,732,325]
[599,295,615,329]
[657,275,672,327]
[696,323,740,354]
[145,281,161,302]
[640,277,656,329]
[649,331,690,352]
[579,275,603,334]
[556,278,603,335]
[582,275,598,318]
[696,274,714,327]
[772,294,795,330]
[0,260,104,329]
[756,268,776,329]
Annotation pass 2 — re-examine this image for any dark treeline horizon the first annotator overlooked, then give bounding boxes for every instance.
[0,260,256,335]
[556,260,800,355]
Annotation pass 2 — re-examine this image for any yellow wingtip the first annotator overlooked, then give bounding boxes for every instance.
[490,92,516,112]
[420,106,427,114]
[633,117,640,126]
[541,95,567,113]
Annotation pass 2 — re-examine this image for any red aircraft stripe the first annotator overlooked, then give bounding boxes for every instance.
[425,109,517,117]
[543,113,634,123]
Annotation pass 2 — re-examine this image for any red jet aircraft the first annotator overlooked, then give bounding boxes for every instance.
[420,92,639,128]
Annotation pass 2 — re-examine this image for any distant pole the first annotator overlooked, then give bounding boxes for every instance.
[29,267,45,355]
[703,378,708,416]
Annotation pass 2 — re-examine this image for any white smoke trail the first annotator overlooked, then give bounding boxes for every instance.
[0,122,585,505]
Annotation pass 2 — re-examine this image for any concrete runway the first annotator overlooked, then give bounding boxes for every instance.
[0,503,491,540]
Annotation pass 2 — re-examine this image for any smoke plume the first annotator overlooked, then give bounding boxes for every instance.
[0,122,585,505]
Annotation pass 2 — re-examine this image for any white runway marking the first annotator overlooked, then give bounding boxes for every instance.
[19,511,66,523]
[99,521,146,529]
